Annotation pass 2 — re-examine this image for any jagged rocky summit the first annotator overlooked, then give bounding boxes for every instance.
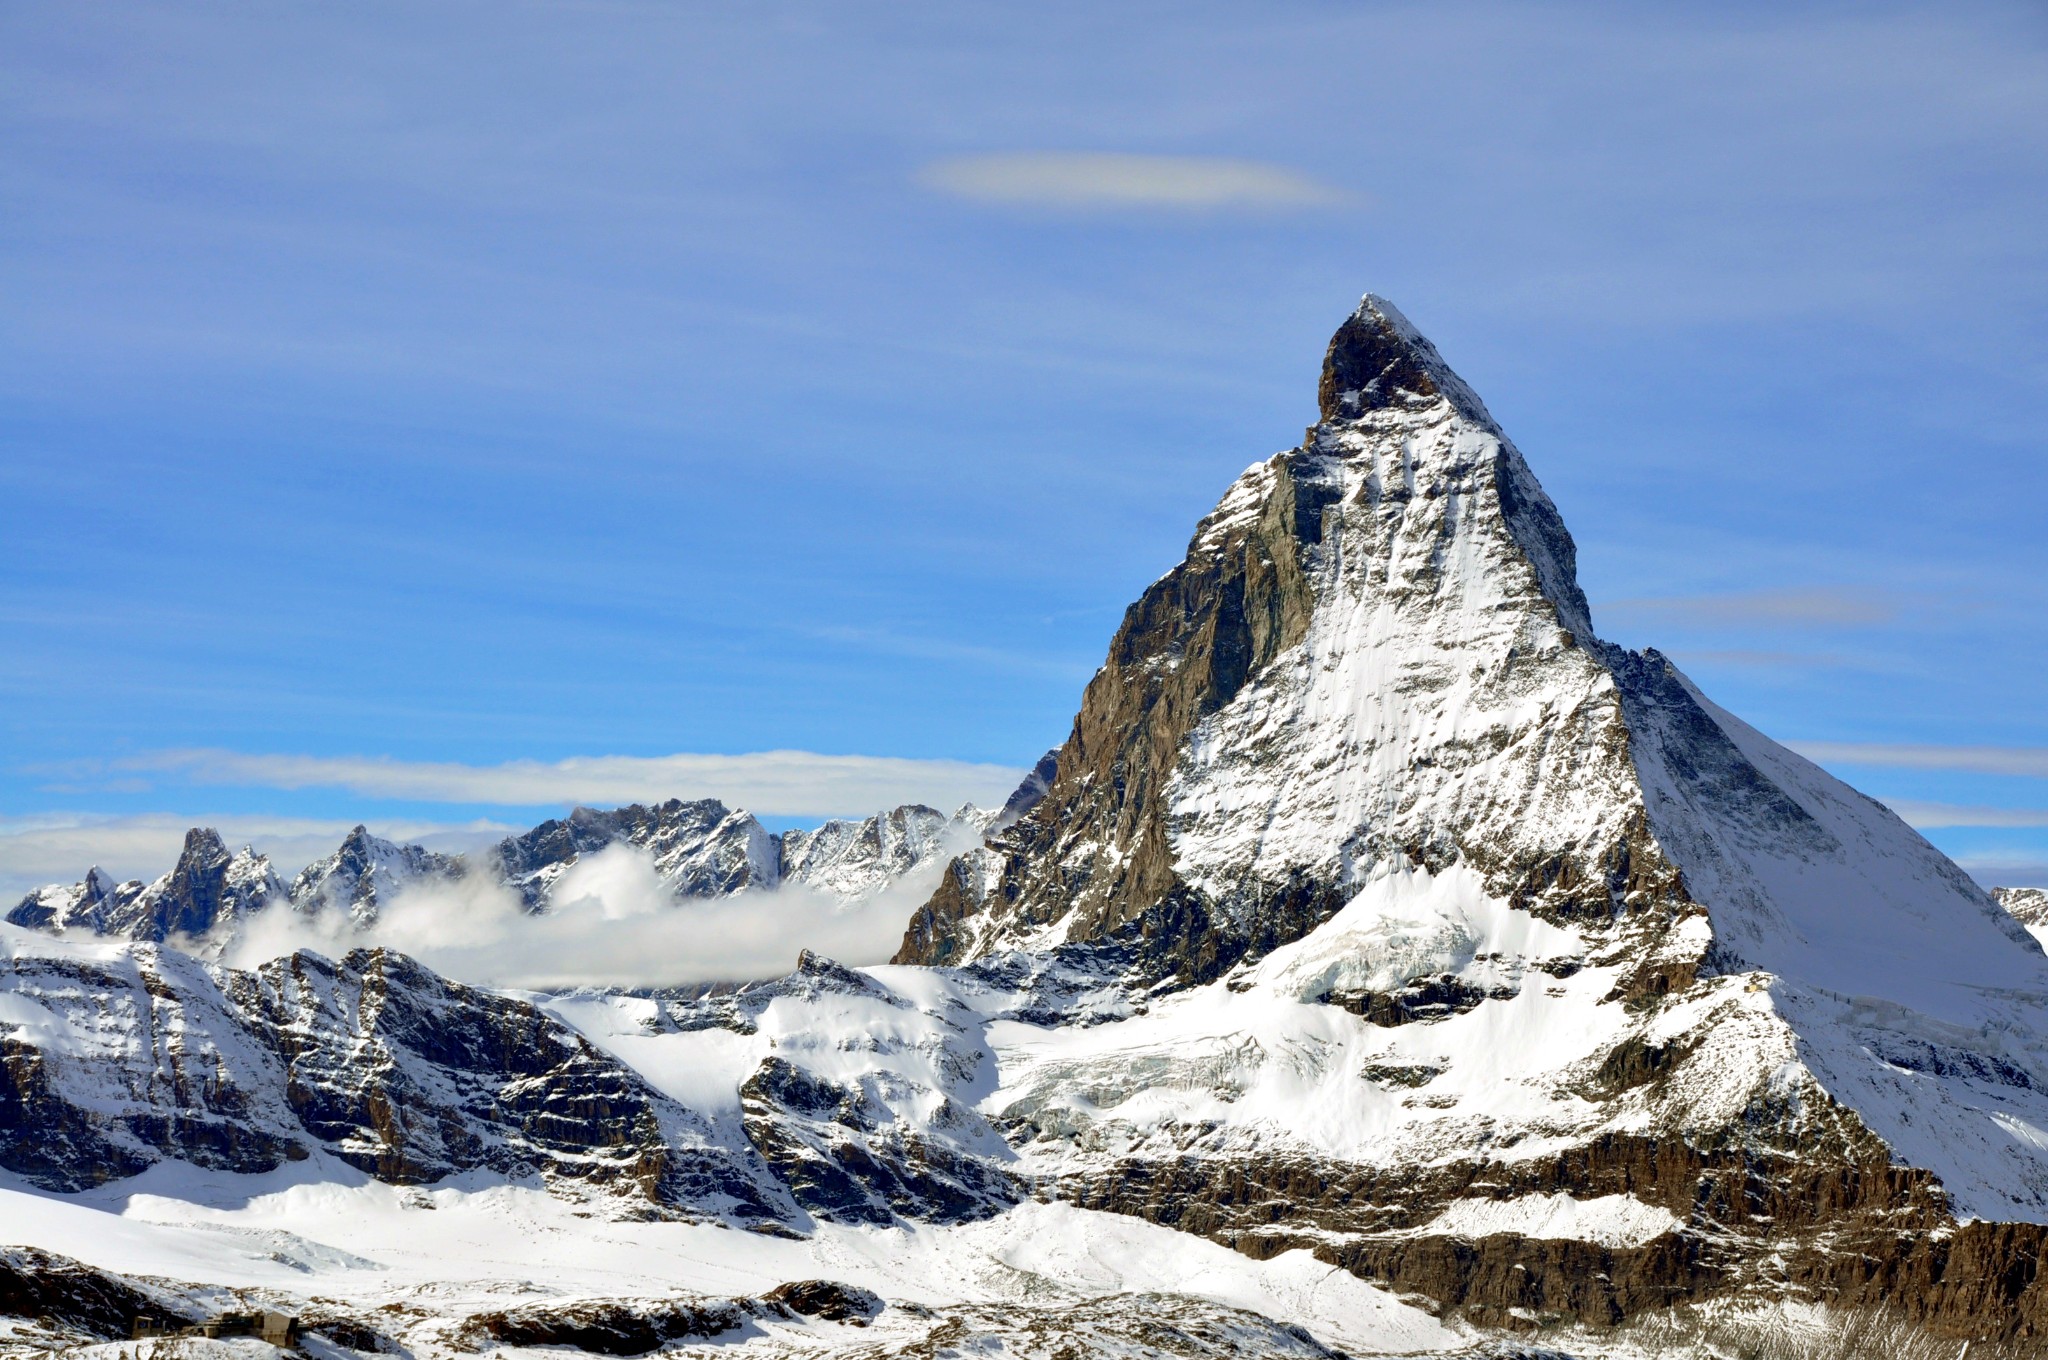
[7,800,998,944]
[5,295,2048,1356]
[8,827,285,943]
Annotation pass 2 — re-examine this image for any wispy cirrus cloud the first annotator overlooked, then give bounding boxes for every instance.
[919,152,1347,211]
[101,748,1026,817]
[1600,586,1903,628]
[1956,854,2048,891]
[1793,743,2048,779]
[1883,799,2048,830]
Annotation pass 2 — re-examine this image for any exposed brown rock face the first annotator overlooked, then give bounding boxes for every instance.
[897,452,1336,971]
[0,1247,193,1341]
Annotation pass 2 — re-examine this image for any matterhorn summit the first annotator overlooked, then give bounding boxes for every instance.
[895,294,2048,1333]
[4,296,2047,1355]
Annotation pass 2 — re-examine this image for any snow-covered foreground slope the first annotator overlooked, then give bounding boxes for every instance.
[0,1165,1459,1359]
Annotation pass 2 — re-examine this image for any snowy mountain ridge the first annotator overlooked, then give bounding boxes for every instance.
[6,800,1001,948]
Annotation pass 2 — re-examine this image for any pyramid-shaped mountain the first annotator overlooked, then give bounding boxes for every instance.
[892,295,2048,1335]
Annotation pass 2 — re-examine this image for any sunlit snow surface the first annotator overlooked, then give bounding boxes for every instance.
[0,1158,1459,1358]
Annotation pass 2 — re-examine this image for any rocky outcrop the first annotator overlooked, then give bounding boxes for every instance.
[459,1295,761,1354]
[0,1247,195,1341]
[760,1280,883,1324]
[0,935,793,1226]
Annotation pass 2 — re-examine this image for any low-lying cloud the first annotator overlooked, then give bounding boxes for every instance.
[919,152,1345,210]
[1957,854,2048,891]
[112,748,1026,816]
[220,841,948,989]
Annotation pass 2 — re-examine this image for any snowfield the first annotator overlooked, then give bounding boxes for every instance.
[0,1159,1462,1358]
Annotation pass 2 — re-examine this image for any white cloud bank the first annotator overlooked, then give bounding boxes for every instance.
[919,152,1344,210]
[221,840,949,989]
[1959,855,2048,890]
[118,748,1026,816]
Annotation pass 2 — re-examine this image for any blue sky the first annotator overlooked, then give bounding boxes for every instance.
[3,0,2046,893]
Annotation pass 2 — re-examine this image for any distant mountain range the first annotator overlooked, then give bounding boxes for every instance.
[7,794,1026,946]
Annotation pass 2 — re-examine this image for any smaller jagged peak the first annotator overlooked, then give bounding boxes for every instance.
[1317,293,1491,426]
[176,826,231,868]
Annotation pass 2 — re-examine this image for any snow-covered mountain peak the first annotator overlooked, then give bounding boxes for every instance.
[896,292,2048,1240]
[1997,885,2048,949]
[1318,292,1493,426]
[289,824,461,925]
